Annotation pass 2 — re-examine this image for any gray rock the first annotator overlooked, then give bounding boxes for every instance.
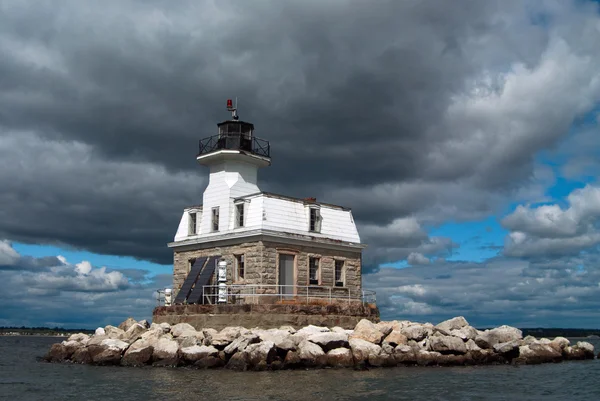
[181,345,219,363]
[224,334,260,355]
[296,325,330,336]
[122,323,147,344]
[428,335,467,355]
[152,337,179,365]
[71,347,92,364]
[307,332,349,352]
[326,348,354,368]
[67,333,90,344]
[435,316,469,332]
[401,324,429,342]
[170,323,197,338]
[122,343,153,366]
[104,325,125,339]
[493,340,520,354]
[226,352,249,370]
[475,325,522,349]
[383,330,408,346]
[118,317,138,332]
[449,326,478,340]
[349,338,381,362]
[245,341,277,368]
[515,344,562,365]
[44,343,72,362]
[298,340,326,366]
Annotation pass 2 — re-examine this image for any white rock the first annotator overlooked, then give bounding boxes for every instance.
[181,345,219,362]
[170,323,197,338]
[100,338,129,352]
[95,327,106,336]
[68,333,90,344]
[349,338,381,362]
[296,325,330,336]
[435,316,469,332]
[307,332,348,352]
[298,340,326,363]
[351,319,384,344]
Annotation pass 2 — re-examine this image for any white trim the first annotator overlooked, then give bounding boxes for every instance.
[168,228,367,252]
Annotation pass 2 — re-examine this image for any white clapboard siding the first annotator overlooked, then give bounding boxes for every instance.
[172,155,362,245]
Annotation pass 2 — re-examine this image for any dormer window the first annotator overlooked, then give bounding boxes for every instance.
[309,206,322,233]
[188,211,199,235]
[235,203,245,228]
[212,207,220,232]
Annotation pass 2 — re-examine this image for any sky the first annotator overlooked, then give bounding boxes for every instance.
[1,0,600,329]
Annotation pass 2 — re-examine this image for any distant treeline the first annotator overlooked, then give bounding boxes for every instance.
[0,326,95,336]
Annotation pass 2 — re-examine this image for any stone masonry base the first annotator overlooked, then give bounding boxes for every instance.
[152,303,380,330]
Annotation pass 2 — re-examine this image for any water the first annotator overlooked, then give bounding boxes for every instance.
[1,336,599,401]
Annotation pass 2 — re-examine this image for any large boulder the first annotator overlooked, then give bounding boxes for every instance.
[122,323,147,344]
[449,326,478,341]
[180,345,219,364]
[394,345,417,365]
[435,316,469,333]
[349,338,381,363]
[89,339,129,365]
[415,350,443,366]
[122,341,154,366]
[44,343,72,362]
[118,317,138,332]
[401,324,430,342]
[152,337,179,366]
[515,344,562,365]
[71,347,92,364]
[104,325,125,339]
[383,330,408,347]
[244,341,277,368]
[211,327,248,348]
[307,332,348,352]
[549,337,570,353]
[224,334,260,355]
[170,323,197,338]
[67,333,90,345]
[428,335,467,355]
[493,340,520,355]
[351,319,384,344]
[375,322,394,337]
[298,340,326,367]
[475,326,522,349]
[326,348,354,368]
[94,327,105,336]
[226,352,249,371]
[296,325,330,336]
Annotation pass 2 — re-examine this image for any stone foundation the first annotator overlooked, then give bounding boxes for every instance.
[152,303,380,330]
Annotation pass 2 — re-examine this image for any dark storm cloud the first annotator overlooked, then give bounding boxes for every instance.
[0,0,600,269]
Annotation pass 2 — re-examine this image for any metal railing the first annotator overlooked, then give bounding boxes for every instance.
[198,134,270,158]
[156,284,376,306]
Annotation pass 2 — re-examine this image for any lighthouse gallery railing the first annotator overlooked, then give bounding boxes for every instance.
[156,284,376,306]
[198,134,270,158]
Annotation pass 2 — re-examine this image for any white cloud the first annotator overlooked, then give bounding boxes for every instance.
[503,185,600,257]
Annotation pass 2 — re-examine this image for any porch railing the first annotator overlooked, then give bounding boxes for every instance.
[156,284,376,306]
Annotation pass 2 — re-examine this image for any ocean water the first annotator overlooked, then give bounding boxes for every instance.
[1,336,599,401]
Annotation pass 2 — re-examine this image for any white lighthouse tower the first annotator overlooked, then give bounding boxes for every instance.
[195,99,270,236]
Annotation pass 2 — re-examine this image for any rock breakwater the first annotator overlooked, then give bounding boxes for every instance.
[43,316,596,370]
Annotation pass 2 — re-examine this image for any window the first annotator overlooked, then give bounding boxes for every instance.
[335,260,345,287]
[188,212,197,235]
[309,257,320,285]
[235,254,245,280]
[212,207,219,232]
[309,207,322,233]
[235,203,244,228]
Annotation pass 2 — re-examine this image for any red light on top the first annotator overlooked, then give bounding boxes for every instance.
[227,99,233,109]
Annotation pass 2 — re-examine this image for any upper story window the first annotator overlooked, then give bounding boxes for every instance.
[188,212,197,235]
[335,260,345,287]
[309,207,322,233]
[235,203,244,228]
[212,207,220,232]
[309,257,320,285]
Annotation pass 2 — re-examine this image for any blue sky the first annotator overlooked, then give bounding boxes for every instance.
[1,0,600,329]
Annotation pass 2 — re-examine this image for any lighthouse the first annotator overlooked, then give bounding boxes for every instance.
[161,100,377,329]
